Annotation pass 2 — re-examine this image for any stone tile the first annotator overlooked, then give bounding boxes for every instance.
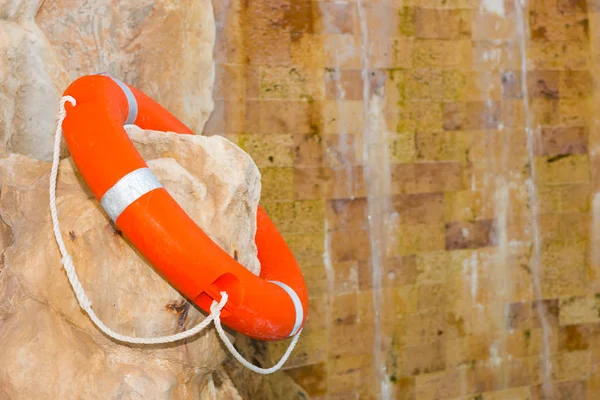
[472,13,517,42]
[243,100,261,132]
[530,42,590,70]
[328,354,373,394]
[259,67,324,101]
[538,213,588,247]
[445,220,496,250]
[330,322,375,357]
[470,363,508,393]
[559,324,594,352]
[403,309,447,346]
[528,70,560,99]
[506,299,560,330]
[285,232,325,262]
[414,8,472,39]
[327,166,366,199]
[541,245,587,298]
[294,167,331,200]
[531,380,587,400]
[285,362,328,397]
[538,184,591,214]
[484,386,535,400]
[417,283,446,311]
[390,37,416,69]
[550,351,592,382]
[403,69,445,101]
[445,334,495,368]
[444,190,489,222]
[358,256,419,290]
[260,167,295,201]
[415,131,473,162]
[533,97,561,125]
[324,68,363,100]
[290,33,325,68]
[262,200,326,234]
[283,1,318,35]
[393,101,444,133]
[356,289,376,323]
[318,2,356,35]
[501,70,522,99]
[323,34,362,69]
[328,228,371,262]
[560,98,589,126]
[506,329,552,359]
[392,192,444,224]
[414,369,476,399]
[302,262,330,297]
[326,197,368,231]
[560,70,594,98]
[399,222,446,255]
[322,100,364,135]
[238,133,294,167]
[294,132,324,167]
[388,132,417,163]
[332,260,359,294]
[332,293,358,326]
[538,126,588,157]
[559,296,600,325]
[389,376,416,400]
[246,25,292,66]
[259,100,318,134]
[383,286,419,320]
[558,0,587,12]
[412,162,467,194]
[535,154,590,186]
[395,6,416,37]
[399,339,446,376]
[529,11,589,42]
[324,134,363,167]
[245,65,261,100]
[443,69,468,101]
[443,101,502,131]
[412,39,473,69]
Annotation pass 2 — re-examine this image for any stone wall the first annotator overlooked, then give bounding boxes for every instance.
[209,0,600,399]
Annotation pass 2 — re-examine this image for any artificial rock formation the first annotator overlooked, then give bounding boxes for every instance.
[0,0,214,161]
[0,127,261,399]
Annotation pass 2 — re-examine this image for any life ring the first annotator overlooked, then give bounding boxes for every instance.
[60,74,308,341]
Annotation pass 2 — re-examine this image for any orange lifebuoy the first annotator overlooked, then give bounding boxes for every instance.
[60,74,308,341]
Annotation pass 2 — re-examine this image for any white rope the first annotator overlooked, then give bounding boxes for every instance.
[210,301,302,374]
[50,95,301,372]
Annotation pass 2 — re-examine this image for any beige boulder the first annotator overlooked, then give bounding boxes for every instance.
[0,127,261,399]
[1,0,215,160]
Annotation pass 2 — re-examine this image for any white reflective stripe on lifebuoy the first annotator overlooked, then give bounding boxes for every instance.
[269,281,303,337]
[96,73,138,125]
[100,167,162,222]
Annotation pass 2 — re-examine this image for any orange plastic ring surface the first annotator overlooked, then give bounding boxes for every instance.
[61,74,308,341]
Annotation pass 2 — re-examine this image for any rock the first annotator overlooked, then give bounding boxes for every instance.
[0,0,214,161]
[0,126,261,399]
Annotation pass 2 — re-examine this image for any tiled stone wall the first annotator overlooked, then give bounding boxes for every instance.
[210,0,600,399]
